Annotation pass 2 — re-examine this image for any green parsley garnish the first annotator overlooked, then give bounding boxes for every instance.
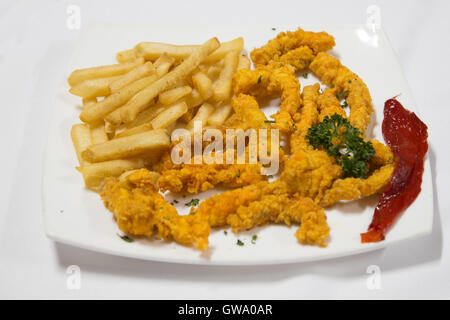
[341,100,348,108]
[236,169,241,178]
[237,239,244,246]
[251,235,258,244]
[257,75,262,84]
[165,216,170,220]
[173,199,178,204]
[305,114,375,178]
[224,230,228,235]
[185,198,200,207]
[267,175,273,179]
[302,73,308,79]
[272,27,276,31]
[335,90,349,100]
[264,120,276,124]
[117,233,134,243]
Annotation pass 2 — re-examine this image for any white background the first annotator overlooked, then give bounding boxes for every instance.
[0,0,448,299]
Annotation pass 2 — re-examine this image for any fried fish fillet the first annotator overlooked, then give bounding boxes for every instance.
[319,163,395,207]
[101,169,210,250]
[233,64,301,132]
[157,161,266,194]
[251,28,335,67]
[227,194,329,246]
[309,52,373,134]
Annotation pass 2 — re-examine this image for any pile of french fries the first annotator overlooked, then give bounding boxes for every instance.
[69,37,250,191]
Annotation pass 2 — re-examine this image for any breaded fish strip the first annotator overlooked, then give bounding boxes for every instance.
[227,194,329,247]
[225,94,271,130]
[269,46,316,71]
[195,181,274,227]
[251,28,335,66]
[290,83,320,152]
[317,88,346,120]
[157,162,266,194]
[101,169,210,250]
[319,164,395,207]
[233,64,301,132]
[309,52,373,134]
[267,64,302,132]
[281,149,343,202]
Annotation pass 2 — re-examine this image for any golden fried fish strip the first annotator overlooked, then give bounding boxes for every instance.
[309,52,373,134]
[317,88,346,120]
[281,149,343,202]
[227,194,329,247]
[267,64,302,132]
[268,46,315,71]
[157,162,266,194]
[233,68,274,97]
[195,181,272,227]
[290,83,320,152]
[225,94,271,130]
[369,139,394,169]
[101,169,210,250]
[319,164,395,207]
[251,28,335,66]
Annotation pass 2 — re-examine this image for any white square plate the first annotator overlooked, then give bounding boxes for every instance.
[42,23,433,265]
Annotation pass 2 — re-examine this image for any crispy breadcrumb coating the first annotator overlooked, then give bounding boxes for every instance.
[101,169,210,250]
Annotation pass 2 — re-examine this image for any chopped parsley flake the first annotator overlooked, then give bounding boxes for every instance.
[236,169,241,178]
[117,234,134,243]
[185,198,200,207]
[264,120,276,124]
[267,175,273,179]
[257,75,262,84]
[341,100,348,108]
[224,230,228,235]
[336,90,350,100]
[251,235,258,244]
[236,239,244,246]
[302,73,308,79]
[272,27,276,31]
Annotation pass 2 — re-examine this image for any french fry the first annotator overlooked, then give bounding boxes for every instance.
[114,123,153,139]
[71,124,92,166]
[158,86,192,105]
[70,76,120,98]
[153,53,176,77]
[82,129,170,162]
[80,74,159,124]
[109,62,155,93]
[203,37,243,64]
[78,159,144,191]
[68,58,144,86]
[116,49,137,63]
[237,55,251,70]
[123,104,166,129]
[186,102,215,130]
[212,51,239,102]
[207,102,233,126]
[206,65,222,81]
[90,122,109,144]
[135,37,243,64]
[151,101,188,129]
[113,37,220,124]
[192,71,213,100]
[82,97,97,110]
